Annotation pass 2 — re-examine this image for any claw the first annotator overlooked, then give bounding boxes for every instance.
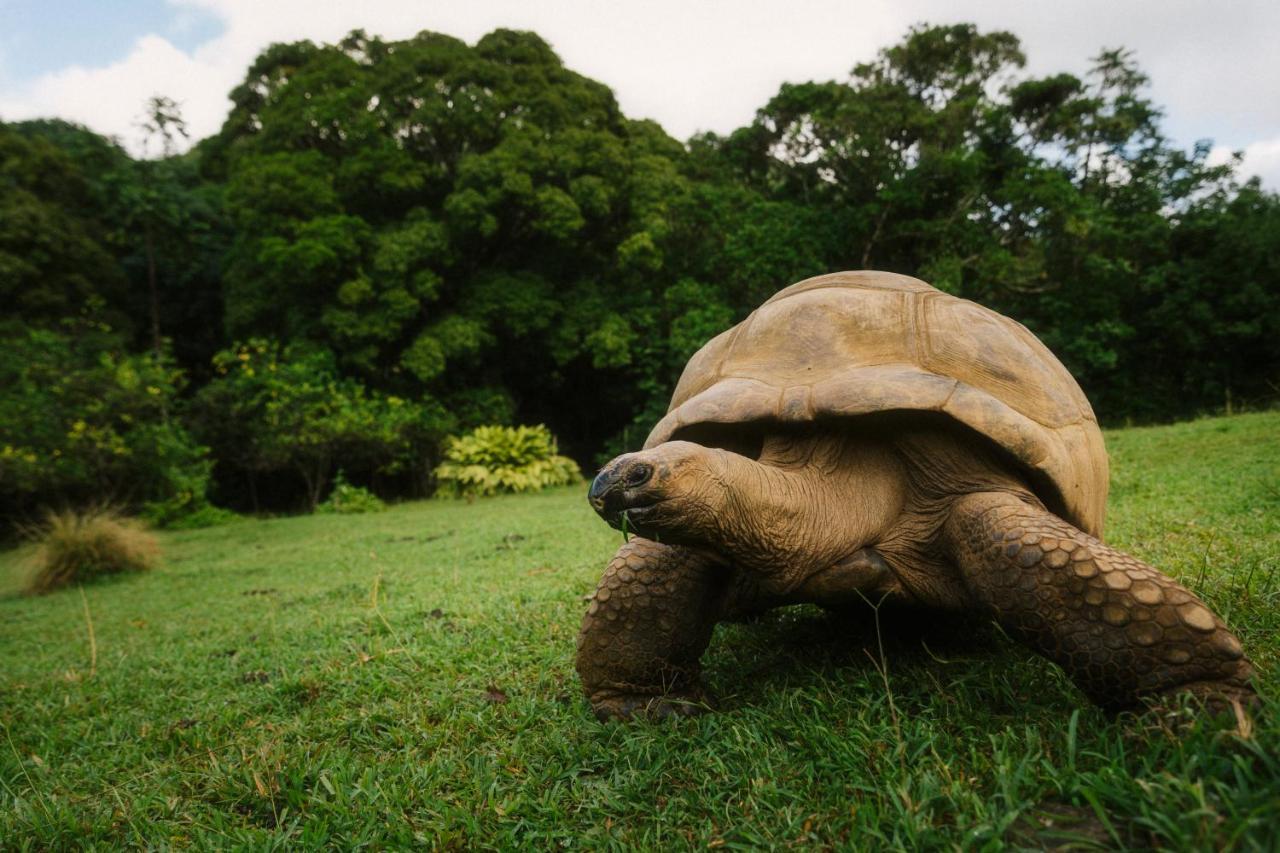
[590,690,714,722]
[1146,680,1261,720]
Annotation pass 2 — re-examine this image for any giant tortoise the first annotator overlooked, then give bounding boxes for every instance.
[578,271,1255,720]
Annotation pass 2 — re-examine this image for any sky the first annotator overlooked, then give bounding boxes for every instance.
[1,0,1277,187]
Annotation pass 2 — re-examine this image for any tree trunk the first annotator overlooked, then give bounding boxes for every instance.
[143,222,169,423]
[145,224,162,360]
[300,458,329,511]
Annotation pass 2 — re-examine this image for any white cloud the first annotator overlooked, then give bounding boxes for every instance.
[0,0,902,154]
[901,0,1280,148]
[1211,138,1280,190]
[0,33,230,152]
[1,0,1278,191]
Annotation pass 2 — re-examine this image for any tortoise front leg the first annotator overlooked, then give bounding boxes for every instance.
[944,491,1256,712]
[576,538,728,721]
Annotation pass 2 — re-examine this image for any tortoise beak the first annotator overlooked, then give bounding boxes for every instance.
[587,470,614,514]
[588,457,655,523]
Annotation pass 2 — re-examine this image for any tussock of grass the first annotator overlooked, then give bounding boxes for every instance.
[25,509,159,594]
[0,412,1276,847]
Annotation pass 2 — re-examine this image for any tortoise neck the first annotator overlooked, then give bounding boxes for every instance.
[704,435,908,587]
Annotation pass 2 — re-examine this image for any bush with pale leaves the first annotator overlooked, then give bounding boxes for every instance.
[434,425,581,498]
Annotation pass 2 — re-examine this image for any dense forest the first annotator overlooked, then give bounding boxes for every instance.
[3,24,1278,525]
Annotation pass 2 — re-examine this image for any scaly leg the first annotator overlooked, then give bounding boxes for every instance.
[576,538,728,721]
[944,491,1255,712]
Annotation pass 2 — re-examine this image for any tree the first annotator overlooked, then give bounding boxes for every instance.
[206,28,708,458]
[190,341,454,510]
[697,24,1280,422]
[0,319,213,527]
[0,122,131,332]
[134,96,190,361]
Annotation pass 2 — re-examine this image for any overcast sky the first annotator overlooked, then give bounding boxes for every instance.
[2,0,1277,186]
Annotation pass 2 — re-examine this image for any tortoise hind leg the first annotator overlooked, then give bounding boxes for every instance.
[576,539,728,720]
[943,491,1255,712]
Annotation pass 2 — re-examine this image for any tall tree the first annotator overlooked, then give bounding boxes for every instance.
[135,96,190,361]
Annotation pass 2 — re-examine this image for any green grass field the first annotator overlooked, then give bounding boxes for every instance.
[2,412,1278,849]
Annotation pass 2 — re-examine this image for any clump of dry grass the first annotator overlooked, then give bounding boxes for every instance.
[26,509,159,594]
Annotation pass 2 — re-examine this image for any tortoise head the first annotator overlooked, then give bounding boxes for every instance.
[588,441,727,543]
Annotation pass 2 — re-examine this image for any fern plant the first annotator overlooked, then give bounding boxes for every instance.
[434,425,581,498]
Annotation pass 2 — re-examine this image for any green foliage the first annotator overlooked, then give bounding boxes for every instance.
[1,118,230,373]
[191,340,454,510]
[434,425,582,498]
[203,26,704,455]
[0,122,131,333]
[317,471,386,514]
[0,321,216,526]
[148,502,240,531]
[24,508,158,594]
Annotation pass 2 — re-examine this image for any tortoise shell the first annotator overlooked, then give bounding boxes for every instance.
[644,271,1109,536]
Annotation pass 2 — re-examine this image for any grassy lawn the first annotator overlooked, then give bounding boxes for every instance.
[1,412,1277,849]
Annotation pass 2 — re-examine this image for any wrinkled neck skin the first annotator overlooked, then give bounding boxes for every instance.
[689,432,909,595]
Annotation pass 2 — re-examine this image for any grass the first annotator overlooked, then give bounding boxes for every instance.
[23,509,159,595]
[1,411,1277,849]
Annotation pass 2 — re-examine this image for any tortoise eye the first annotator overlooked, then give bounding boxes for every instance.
[624,463,652,487]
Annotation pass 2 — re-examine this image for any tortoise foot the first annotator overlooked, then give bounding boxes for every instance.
[1146,680,1260,719]
[589,687,714,722]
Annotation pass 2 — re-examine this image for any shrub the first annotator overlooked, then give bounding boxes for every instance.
[434,425,581,498]
[139,439,234,528]
[316,471,386,514]
[26,509,159,594]
[151,502,241,530]
[0,321,215,528]
[190,340,455,510]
